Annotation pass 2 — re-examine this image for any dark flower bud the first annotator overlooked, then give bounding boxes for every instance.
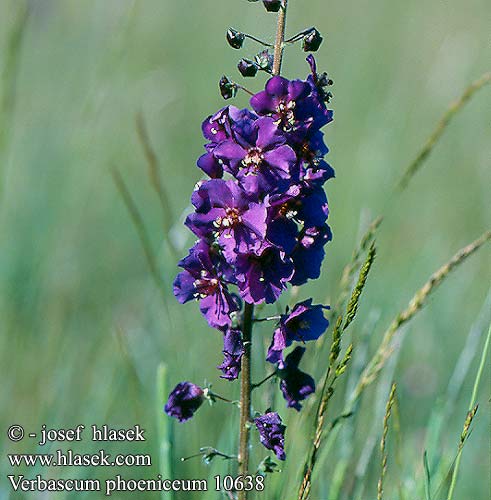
[226,28,245,49]
[255,50,274,73]
[302,28,323,52]
[219,75,237,100]
[164,382,205,422]
[238,58,258,77]
[263,0,282,12]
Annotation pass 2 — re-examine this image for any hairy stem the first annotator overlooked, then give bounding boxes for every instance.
[238,302,254,498]
[273,0,289,76]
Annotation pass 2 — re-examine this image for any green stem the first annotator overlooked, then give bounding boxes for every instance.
[447,321,491,500]
[238,302,254,499]
[252,371,277,390]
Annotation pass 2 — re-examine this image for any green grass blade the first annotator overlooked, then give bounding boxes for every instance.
[398,72,491,190]
[423,450,432,500]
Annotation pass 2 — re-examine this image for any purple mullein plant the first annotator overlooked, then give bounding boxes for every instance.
[165,0,334,491]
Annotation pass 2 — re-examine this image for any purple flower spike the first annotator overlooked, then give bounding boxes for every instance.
[267,298,329,363]
[164,382,205,423]
[278,347,315,410]
[255,412,286,460]
[218,327,244,380]
[173,240,239,328]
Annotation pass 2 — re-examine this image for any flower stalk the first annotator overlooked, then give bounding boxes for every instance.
[238,302,254,485]
[273,0,288,76]
[238,4,289,495]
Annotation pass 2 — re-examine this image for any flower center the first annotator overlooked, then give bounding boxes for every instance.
[214,207,242,232]
[276,99,296,130]
[279,199,301,219]
[242,147,264,173]
[193,272,219,298]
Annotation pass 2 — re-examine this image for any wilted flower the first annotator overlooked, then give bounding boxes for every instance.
[255,412,286,460]
[218,328,244,380]
[164,382,205,422]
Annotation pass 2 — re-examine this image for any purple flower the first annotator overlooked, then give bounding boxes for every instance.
[213,116,297,195]
[217,327,244,380]
[255,412,286,460]
[164,382,205,422]
[271,183,329,227]
[267,299,329,364]
[197,106,258,178]
[291,224,332,286]
[264,183,329,255]
[296,131,335,186]
[186,179,267,262]
[250,74,332,136]
[173,240,239,328]
[278,347,315,410]
[236,246,294,304]
[306,54,334,105]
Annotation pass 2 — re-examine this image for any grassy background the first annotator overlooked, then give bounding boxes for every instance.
[1,0,490,498]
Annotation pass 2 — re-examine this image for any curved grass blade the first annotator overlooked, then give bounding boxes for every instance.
[398,72,491,190]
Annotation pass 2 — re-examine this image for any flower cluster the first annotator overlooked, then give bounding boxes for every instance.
[174,56,333,327]
[166,55,334,464]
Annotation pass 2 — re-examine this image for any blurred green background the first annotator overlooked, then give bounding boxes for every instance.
[1,0,490,498]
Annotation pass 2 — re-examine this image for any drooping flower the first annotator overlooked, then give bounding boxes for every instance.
[173,240,239,328]
[185,179,267,262]
[278,346,315,410]
[267,298,329,363]
[254,411,286,460]
[164,382,205,423]
[217,327,244,380]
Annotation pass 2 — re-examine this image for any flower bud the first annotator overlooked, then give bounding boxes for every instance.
[302,28,323,52]
[262,0,282,12]
[255,49,274,73]
[219,75,237,100]
[238,58,259,77]
[226,28,245,49]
